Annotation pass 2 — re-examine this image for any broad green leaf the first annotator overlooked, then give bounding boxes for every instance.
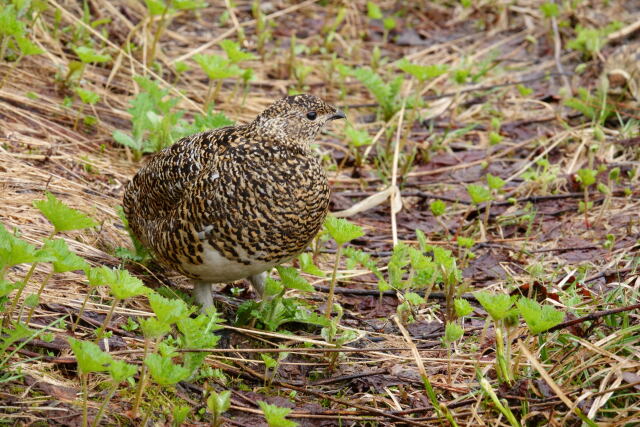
[576,168,597,188]
[73,46,111,63]
[443,321,464,343]
[258,401,298,427]
[74,87,100,105]
[298,253,325,277]
[145,353,190,386]
[139,317,171,339]
[15,35,43,56]
[108,359,137,382]
[193,54,242,80]
[516,297,564,334]
[454,298,473,317]
[0,223,54,269]
[430,199,446,216]
[344,125,372,147]
[486,174,506,190]
[474,292,516,321]
[324,216,364,246]
[207,390,231,417]
[276,266,314,292]
[219,39,257,63]
[466,184,492,205]
[397,59,447,82]
[33,192,98,233]
[366,1,382,19]
[41,239,90,273]
[106,268,149,300]
[148,292,189,325]
[404,292,425,306]
[0,280,20,298]
[68,337,113,374]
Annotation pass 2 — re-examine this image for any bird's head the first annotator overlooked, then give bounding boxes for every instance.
[251,94,346,148]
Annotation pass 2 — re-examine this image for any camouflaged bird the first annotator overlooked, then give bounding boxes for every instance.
[600,41,640,103]
[123,94,345,308]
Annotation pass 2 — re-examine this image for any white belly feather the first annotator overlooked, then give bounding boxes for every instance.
[182,242,277,283]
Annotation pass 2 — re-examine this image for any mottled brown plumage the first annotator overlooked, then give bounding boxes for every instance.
[123,94,345,307]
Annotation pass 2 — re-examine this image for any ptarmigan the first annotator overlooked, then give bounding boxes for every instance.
[123,94,345,308]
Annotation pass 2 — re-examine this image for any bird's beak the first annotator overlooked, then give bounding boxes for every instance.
[329,110,346,121]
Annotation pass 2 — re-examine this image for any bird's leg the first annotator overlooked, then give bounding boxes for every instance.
[248,272,268,300]
[192,280,214,310]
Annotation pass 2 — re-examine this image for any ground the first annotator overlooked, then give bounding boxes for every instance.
[0,1,639,426]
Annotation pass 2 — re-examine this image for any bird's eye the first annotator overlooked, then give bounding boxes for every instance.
[306,111,317,120]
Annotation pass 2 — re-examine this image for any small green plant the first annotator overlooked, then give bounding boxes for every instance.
[207,389,231,426]
[143,0,206,66]
[352,66,403,121]
[112,75,233,159]
[258,401,298,427]
[575,168,597,227]
[0,1,45,64]
[343,124,372,166]
[322,216,364,318]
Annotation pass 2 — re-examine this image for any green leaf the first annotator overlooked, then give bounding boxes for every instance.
[207,390,231,417]
[219,39,257,63]
[73,46,111,63]
[0,223,54,270]
[454,298,473,317]
[148,292,190,325]
[487,174,506,190]
[276,266,314,292]
[68,337,113,374]
[108,359,137,382]
[193,54,242,80]
[258,401,298,427]
[466,184,492,205]
[516,297,564,334]
[0,321,33,354]
[139,317,171,339]
[112,130,142,151]
[105,268,149,300]
[474,292,516,321]
[366,2,383,19]
[540,2,559,18]
[443,321,464,343]
[404,292,425,306]
[298,253,325,277]
[576,168,597,188]
[33,192,98,233]
[323,216,364,246]
[430,200,446,216]
[0,280,20,298]
[344,125,372,147]
[74,87,100,105]
[456,236,474,249]
[41,239,90,273]
[145,353,190,386]
[397,59,447,83]
[261,353,277,369]
[343,247,382,279]
[15,35,43,56]
[382,17,396,31]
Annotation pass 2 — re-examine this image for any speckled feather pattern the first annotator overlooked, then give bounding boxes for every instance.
[123,94,342,283]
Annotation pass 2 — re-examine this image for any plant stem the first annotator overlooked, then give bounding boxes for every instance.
[131,338,151,418]
[91,383,117,427]
[148,0,173,66]
[325,244,342,318]
[95,297,120,343]
[81,372,89,427]
[71,287,95,334]
[24,270,54,324]
[4,262,38,327]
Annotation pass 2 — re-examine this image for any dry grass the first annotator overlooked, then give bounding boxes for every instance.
[1,0,639,425]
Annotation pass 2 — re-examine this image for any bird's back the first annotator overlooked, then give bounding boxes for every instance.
[122,124,330,282]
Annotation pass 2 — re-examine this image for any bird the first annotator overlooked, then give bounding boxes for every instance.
[123,94,345,308]
[600,41,640,103]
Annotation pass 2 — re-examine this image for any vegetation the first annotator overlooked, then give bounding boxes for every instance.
[0,0,639,425]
